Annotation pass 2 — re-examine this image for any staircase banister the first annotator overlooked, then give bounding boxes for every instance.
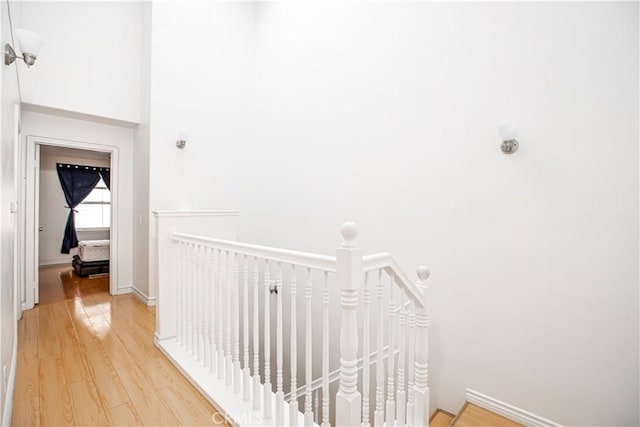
[171,232,337,272]
[363,253,425,308]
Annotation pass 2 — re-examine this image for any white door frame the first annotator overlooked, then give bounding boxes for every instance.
[22,135,119,309]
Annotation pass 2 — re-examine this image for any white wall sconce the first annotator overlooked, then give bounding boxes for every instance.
[4,28,44,67]
[176,132,187,149]
[499,125,519,154]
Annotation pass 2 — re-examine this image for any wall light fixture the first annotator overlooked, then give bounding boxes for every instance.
[5,28,44,67]
[499,125,519,154]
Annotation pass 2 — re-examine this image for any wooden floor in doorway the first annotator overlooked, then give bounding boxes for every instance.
[12,265,230,426]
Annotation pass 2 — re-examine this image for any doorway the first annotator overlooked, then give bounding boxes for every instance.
[23,136,119,310]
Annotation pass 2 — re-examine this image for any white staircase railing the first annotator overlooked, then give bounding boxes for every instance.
[154,217,431,426]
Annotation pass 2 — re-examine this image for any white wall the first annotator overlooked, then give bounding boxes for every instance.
[18,1,143,123]
[0,0,20,422]
[38,149,110,266]
[147,1,256,298]
[133,2,151,299]
[249,3,638,426]
[21,110,135,296]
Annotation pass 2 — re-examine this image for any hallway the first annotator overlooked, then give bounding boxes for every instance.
[11,266,227,426]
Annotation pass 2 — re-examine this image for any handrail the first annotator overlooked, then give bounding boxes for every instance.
[363,253,425,308]
[172,232,338,273]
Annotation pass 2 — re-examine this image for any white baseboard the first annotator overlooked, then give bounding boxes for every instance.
[2,337,18,427]
[466,389,563,427]
[132,286,156,307]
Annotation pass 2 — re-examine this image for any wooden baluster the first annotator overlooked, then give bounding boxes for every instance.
[209,246,217,373]
[202,245,211,368]
[195,244,202,362]
[336,222,362,426]
[217,249,225,379]
[412,267,431,426]
[233,253,241,393]
[406,303,416,426]
[374,269,385,427]
[362,271,371,427]
[314,389,320,425]
[187,242,194,354]
[397,290,408,424]
[304,268,313,426]
[176,241,183,347]
[289,265,298,426]
[242,255,251,400]
[275,263,284,426]
[252,257,261,410]
[264,261,272,420]
[321,270,329,427]
[386,276,397,425]
[225,251,233,386]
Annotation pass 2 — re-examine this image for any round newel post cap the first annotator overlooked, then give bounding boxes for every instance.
[417,266,431,281]
[340,222,359,248]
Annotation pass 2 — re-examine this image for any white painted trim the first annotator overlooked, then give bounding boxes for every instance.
[21,102,138,128]
[156,338,311,427]
[466,389,563,427]
[132,286,156,306]
[152,210,239,218]
[23,136,120,304]
[2,338,18,427]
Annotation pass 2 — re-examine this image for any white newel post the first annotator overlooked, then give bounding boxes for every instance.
[153,211,238,342]
[335,222,363,427]
[412,266,431,426]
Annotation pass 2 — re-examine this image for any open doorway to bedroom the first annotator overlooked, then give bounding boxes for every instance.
[38,145,111,305]
[23,136,120,310]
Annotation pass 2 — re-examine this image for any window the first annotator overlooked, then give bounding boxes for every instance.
[75,177,110,229]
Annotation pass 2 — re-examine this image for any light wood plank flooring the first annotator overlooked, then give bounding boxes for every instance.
[452,403,523,427]
[12,265,229,426]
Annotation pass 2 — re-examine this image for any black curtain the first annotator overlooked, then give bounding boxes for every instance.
[99,168,110,190]
[56,164,101,253]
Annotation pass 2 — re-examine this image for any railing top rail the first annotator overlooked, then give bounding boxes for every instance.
[172,232,338,273]
[363,252,426,308]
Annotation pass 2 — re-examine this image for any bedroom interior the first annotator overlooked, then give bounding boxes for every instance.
[0,1,638,427]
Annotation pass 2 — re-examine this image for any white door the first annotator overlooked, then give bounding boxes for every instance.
[24,142,39,307]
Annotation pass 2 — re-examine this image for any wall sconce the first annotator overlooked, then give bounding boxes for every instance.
[4,28,44,67]
[176,133,187,149]
[499,125,519,154]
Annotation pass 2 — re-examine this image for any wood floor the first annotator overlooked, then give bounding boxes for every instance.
[12,265,229,426]
[452,403,523,427]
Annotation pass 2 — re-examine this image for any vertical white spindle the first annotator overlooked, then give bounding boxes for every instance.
[264,261,272,420]
[289,265,298,426]
[225,251,233,386]
[386,277,397,425]
[374,270,385,427]
[406,303,416,426]
[314,389,320,425]
[276,263,284,426]
[209,246,217,373]
[233,253,241,393]
[336,222,362,427]
[253,257,261,411]
[242,255,251,401]
[187,243,195,354]
[362,271,371,427]
[412,266,431,427]
[304,268,313,426]
[217,249,225,379]
[202,245,211,368]
[396,291,408,424]
[176,241,183,346]
[196,244,203,362]
[321,270,330,427]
